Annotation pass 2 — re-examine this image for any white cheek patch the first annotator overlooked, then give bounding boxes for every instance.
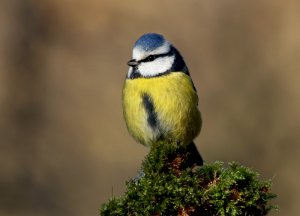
[138,55,175,77]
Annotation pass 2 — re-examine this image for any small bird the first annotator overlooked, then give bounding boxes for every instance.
[122,33,203,165]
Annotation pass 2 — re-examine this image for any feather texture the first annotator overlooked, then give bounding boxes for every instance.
[122,72,201,146]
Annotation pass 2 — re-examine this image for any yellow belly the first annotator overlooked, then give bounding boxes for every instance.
[122,72,201,146]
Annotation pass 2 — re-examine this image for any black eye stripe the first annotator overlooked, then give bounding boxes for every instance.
[139,53,172,63]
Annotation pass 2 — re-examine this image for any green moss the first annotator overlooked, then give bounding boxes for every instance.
[100,141,277,215]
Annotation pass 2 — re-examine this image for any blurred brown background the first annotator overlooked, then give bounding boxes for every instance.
[0,0,299,215]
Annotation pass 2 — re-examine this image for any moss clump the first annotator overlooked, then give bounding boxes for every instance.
[100,141,277,215]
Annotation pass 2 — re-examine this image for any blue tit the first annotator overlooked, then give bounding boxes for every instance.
[122,33,203,165]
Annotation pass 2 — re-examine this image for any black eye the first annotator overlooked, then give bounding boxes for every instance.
[145,55,155,62]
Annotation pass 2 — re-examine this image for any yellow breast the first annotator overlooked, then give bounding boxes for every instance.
[122,72,201,146]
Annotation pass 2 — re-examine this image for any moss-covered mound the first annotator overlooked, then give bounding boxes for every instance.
[100,141,277,216]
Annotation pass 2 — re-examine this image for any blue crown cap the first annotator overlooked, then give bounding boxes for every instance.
[134,33,166,51]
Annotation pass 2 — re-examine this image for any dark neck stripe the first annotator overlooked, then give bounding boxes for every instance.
[128,70,172,79]
[170,46,189,74]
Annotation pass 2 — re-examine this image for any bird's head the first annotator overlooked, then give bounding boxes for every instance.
[127,33,188,79]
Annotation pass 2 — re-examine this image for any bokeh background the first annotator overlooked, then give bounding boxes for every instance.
[0,0,299,215]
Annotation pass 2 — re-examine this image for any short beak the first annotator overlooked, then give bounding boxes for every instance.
[127,59,140,67]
